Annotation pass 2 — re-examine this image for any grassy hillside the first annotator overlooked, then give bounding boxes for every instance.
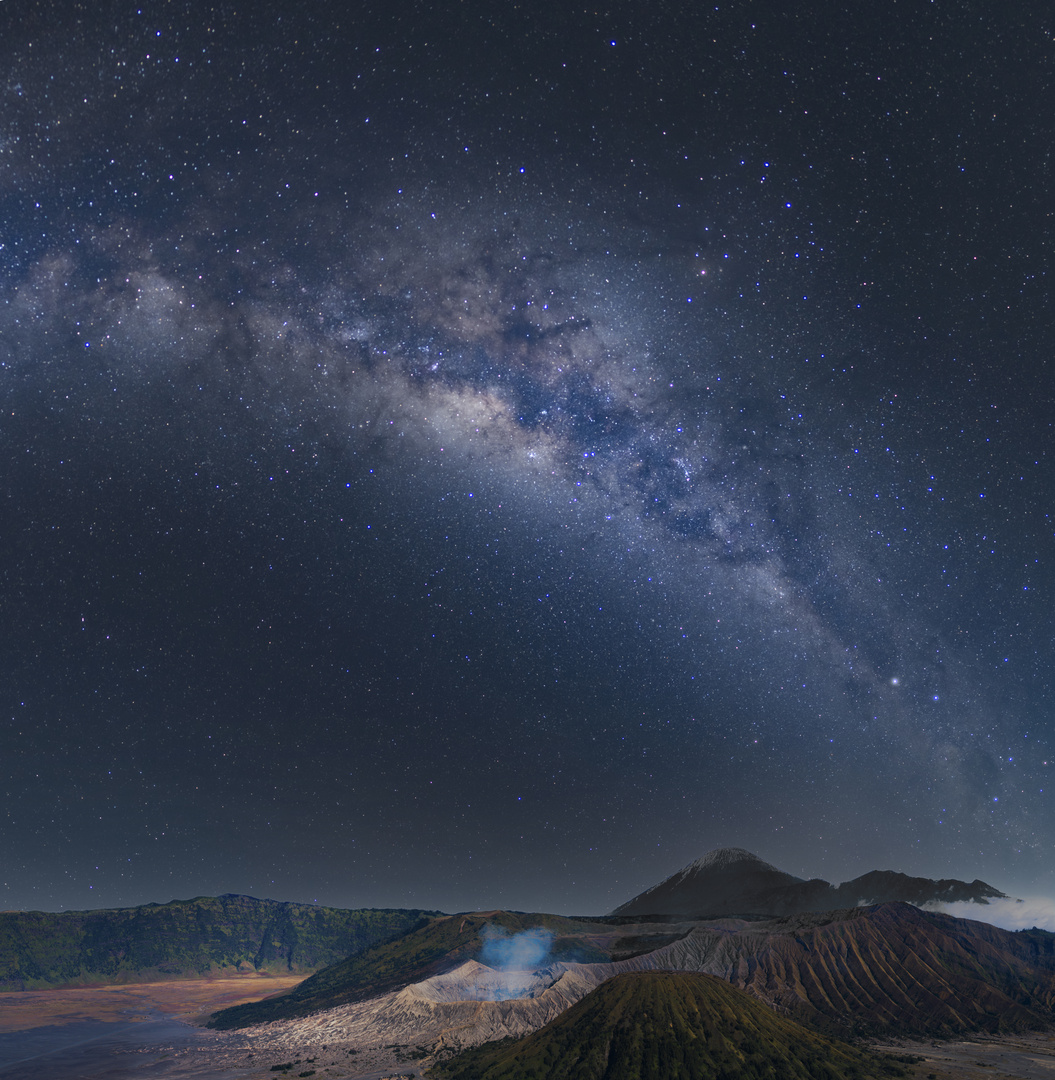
[208,909,611,1029]
[0,894,433,989]
[428,970,914,1080]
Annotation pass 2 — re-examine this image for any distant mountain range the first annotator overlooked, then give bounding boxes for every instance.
[611,847,1008,917]
[0,894,432,989]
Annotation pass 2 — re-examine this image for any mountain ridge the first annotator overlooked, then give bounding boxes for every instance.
[612,847,1008,917]
[0,894,434,990]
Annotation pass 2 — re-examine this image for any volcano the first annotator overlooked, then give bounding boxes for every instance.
[611,847,1007,917]
[429,970,907,1080]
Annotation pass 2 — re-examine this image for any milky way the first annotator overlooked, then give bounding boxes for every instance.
[2,1,1052,914]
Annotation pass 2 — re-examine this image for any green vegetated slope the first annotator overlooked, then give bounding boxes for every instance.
[707,902,1055,1037]
[208,909,611,1029]
[428,970,911,1080]
[0,894,433,989]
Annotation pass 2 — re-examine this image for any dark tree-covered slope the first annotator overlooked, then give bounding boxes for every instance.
[0,894,433,989]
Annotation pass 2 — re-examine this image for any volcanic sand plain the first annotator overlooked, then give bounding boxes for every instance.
[0,975,306,1032]
[8,978,1055,1080]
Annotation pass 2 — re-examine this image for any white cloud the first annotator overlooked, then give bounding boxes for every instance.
[927,897,1055,932]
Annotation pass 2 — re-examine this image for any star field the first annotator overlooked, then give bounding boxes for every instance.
[1,0,1053,915]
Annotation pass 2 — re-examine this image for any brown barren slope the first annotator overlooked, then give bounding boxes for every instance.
[642,902,1055,1037]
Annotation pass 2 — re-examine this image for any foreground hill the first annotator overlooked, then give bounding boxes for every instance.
[612,847,1007,917]
[0,895,433,989]
[428,971,911,1080]
[208,910,612,1029]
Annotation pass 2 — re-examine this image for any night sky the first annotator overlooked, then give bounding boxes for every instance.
[2,1,1053,918]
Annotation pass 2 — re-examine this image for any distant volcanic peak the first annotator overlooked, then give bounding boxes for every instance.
[684,847,787,876]
[611,848,1010,919]
[611,847,806,917]
[965,879,1011,902]
[834,870,1009,907]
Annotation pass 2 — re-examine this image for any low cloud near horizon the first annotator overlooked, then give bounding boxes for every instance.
[927,897,1055,932]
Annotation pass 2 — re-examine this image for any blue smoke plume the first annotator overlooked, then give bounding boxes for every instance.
[480,924,555,970]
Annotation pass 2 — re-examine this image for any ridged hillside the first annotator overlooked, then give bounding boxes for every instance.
[634,902,1055,1037]
[428,970,910,1080]
[208,910,611,1030]
[0,895,433,989]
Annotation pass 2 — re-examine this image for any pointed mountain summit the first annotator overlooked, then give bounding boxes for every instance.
[611,847,825,917]
[611,847,1006,917]
[676,847,789,875]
